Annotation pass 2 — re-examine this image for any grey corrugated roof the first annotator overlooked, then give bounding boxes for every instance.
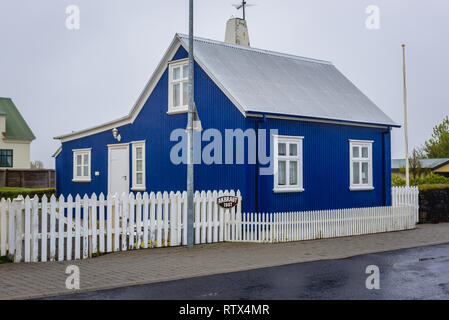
[178,34,398,127]
[0,97,35,141]
[391,158,449,170]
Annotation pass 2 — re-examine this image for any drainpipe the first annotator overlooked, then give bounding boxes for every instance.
[382,126,391,206]
[255,114,266,213]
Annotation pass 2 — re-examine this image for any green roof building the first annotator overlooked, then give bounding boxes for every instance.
[0,98,35,169]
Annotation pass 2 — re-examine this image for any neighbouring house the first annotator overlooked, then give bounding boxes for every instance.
[392,158,449,178]
[0,97,35,169]
[54,18,398,213]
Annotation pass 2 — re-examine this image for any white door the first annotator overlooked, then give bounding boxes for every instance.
[108,145,129,195]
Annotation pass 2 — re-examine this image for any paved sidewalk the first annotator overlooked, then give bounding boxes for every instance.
[1,223,449,300]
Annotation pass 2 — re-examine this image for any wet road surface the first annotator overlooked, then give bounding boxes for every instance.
[47,243,449,300]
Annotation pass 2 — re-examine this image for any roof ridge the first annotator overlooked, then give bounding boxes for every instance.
[176,33,333,65]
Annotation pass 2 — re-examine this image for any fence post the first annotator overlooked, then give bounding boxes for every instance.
[13,196,24,263]
[169,191,176,246]
[0,199,6,257]
[7,199,14,259]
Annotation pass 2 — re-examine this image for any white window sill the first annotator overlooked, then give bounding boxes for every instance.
[273,187,304,194]
[349,186,374,191]
[131,187,146,192]
[167,108,188,115]
[72,179,91,183]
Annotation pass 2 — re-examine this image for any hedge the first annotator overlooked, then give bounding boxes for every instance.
[418,184,449,192]
[392,173,449,187]
[0,187,56,200]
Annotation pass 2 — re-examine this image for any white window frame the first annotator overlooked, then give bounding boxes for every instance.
[168,59,189,114]
[273,135,304,193]
[349,139,374,191]
[73,148,91,182]
[131,141,146,191]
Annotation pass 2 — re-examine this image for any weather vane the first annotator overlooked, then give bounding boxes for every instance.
[233,0,255,20]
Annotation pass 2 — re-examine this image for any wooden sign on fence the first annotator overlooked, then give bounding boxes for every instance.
[217,196,238,209]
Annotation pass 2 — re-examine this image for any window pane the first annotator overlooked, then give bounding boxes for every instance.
[278,143,286,156]
[278,161,286,185]
[362,162,369,184]
[289,161,298,185]
[77,155,82,165]
[173,83,180,107]
[352,146,359,158]
[136,147,142,160]
[77,166,82,177]
[83,154,89,165]
[136,159,142,172]
[362,147,368,158]
[83,165,88,177]
[136,173,143,185]
[182,65,188,79]
[182,82,188,106]
[173,67,180,80]
[353,162,360,184]
[289,144,297,156]
[6,156,12,167]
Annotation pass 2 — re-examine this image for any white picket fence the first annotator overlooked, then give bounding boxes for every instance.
[227,206,415,243]
[226,186,420,243]
[392,186,419,222]
[0,190,241,263]
[0,186,419,263]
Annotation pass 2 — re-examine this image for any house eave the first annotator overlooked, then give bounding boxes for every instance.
[246,110,400,129]
[54,35,183,143]
[2,136,34,143]
[52,146,62,158]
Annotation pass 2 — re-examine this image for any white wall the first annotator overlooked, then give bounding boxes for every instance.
[0,138,31,169]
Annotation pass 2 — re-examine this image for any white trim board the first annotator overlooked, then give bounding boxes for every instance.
[54,34,247,144]
[54,33,394,144]
[54,36,182,143]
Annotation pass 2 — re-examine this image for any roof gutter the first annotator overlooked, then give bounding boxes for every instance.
[245,110,401,129]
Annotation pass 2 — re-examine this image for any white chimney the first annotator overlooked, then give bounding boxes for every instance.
[225,17,250,47]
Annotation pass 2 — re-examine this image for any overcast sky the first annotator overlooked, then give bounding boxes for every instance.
[0,0,448,168]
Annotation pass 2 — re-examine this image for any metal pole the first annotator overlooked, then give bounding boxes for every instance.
[402,44,409,186]
[187,0,194,248]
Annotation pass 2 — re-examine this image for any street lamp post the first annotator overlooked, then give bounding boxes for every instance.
[187,0,195,248]
[402,44,410,187]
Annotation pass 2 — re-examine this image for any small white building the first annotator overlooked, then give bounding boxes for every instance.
[0,98,35,169]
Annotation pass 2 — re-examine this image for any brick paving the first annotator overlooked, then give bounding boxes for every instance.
[1,222,449,300]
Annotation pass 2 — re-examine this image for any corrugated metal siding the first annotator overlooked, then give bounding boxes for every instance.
[57,46,251,208]
[57,45,391,213]
[256,118,391,212]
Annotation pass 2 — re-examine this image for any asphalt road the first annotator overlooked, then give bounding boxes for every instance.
[47,243,449,300]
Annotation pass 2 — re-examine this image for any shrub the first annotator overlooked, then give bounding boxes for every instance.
[0,187,56,200]
[418,184,449,192]
[392,173,449,187]
[392,174,406,186]
[411,173,449,185]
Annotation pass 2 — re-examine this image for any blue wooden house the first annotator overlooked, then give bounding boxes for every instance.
[54,33,398,213]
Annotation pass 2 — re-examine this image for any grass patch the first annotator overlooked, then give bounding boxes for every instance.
[0,256,12,264]
[418,184,449,192]
[0,187,41,192]
[0,187,56,200]
[92,251,108,258]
